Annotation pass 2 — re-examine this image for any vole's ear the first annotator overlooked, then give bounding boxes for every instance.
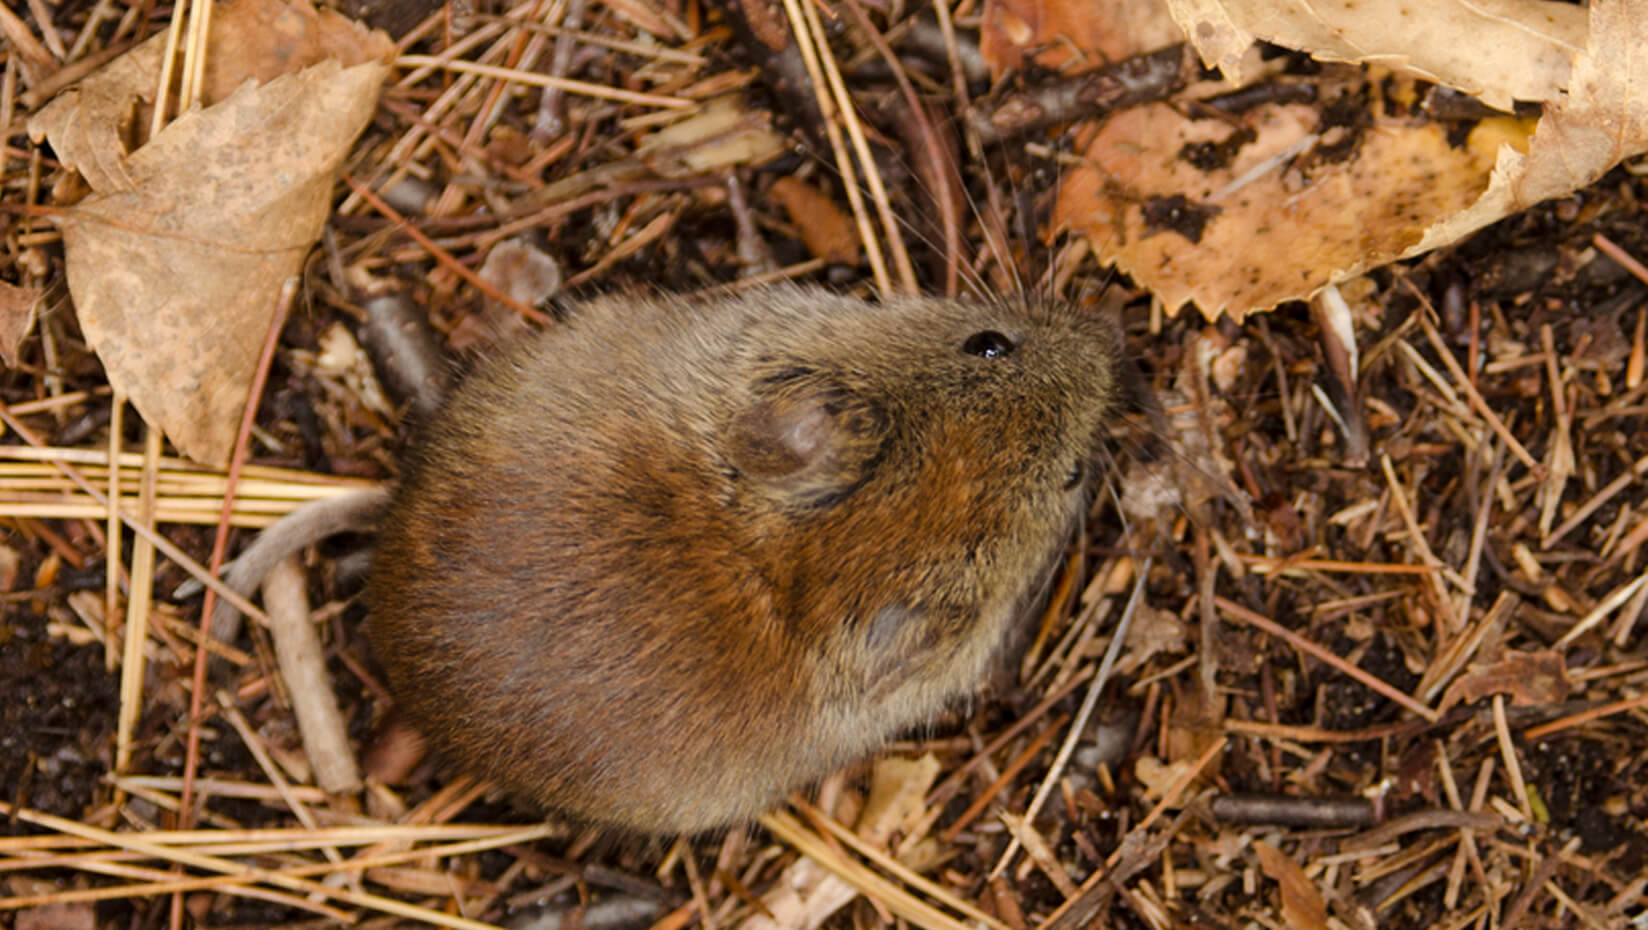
[725,369,887,505]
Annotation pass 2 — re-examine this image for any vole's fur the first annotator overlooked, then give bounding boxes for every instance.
[366,285,1122,833]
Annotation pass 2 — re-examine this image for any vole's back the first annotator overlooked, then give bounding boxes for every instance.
[368,286,1120,833]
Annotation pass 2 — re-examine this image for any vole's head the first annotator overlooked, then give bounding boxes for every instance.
[718,290,1123,703]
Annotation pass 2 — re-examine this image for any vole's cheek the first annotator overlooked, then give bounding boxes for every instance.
[837,604,936,692]
[865,604,919,652]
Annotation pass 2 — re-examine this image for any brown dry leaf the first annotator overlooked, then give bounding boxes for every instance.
[1412,0,1648,255]
[1116,604,1188,676]
[637,94,787,177]
[28,0,392,465]
[0,543,19,591]
[857,754,941,846]
[1045,0,1646,319]
[1254,841,1329,930]
[979,0,1181,75]
[1437,650,1572,713]
[30,0,394,193]
[743,756,939,930]
[15,901,97,930]
[0,281,45,366]
[1054,72,1509,319]
[770,177,860,265]
[1164,0,1584,112]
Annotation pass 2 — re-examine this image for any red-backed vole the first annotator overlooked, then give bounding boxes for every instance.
[364,285,1122,833]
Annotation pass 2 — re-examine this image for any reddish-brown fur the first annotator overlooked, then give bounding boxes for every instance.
[367,286,1120,833]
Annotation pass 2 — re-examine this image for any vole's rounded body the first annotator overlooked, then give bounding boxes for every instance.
[367,286,1120,833]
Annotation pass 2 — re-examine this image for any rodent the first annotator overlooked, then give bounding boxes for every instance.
[364,284,1124,834]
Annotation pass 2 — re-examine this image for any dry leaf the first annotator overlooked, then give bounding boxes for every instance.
[15,901,96,930]
[1254,841,1329,930]
[29,0,394,193]
[980,0,1181,75]
[770,177,860,265]
[637,94,787,177]
[0,281,44,366]
[1116,604,1188,676]
[1133,755,1195,802]
[29,0,392,465]
[856,754,940,847]
[1054,72,1506,319]
[1410,0,1648,255]
[1164,0,1584,112]
[743,756,939,930]
[1048,0,1648,320]
[1438,650,1572,712]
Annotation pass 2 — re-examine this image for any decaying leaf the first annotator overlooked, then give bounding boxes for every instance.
[770,177,860,265]
[1409,0,1648,255]
[980,0,1180,74]
[28,0,392,465]
[636,94,787,176]
[0,281,45,367]
[1116,604,1188,676]
[744,756,939,930]
[1046,0,1648,320]
[1054,71,1508,320]
[857,753,941,847]
[1164,0,1584,112]
[29,0,394,193]
[1438,650,1573,712]
[1255,841,1330,930]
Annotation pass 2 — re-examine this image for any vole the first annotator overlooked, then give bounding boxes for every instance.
[214,285,1124,834]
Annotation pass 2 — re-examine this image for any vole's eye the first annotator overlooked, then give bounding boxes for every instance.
[1064,461,1086,490]
[962,330,1015,359]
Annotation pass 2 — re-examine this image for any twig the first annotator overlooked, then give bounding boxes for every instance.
[1492,696,1531,820]
[1543,452,1648,548]
[262,556,362,793]
[1413,308,1543,477]
[396,52,693,108]
[989,557,1152,879]
[114,426,162,780]
[1523,691,1648,741]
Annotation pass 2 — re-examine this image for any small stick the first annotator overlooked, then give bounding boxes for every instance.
[1208,794,1376,829]
[104,396,122,671]
[1381,453,1465,629]
[1523,691,1648,741]
[1552,565,1648,650]
[792,800,1010,930]
[261,556,362,794]
[1593,232,1648,287]
[1492,696,1531,820]
[1413,309,1542,477]
[1237,553,1439,575]
[0,801,551,929]
[395,53,694,108]
[114,425,163,779]
[796,0,916,295]
[990,558,1153,879]
[837,0,961,295]
[756,810,971,930]
[1543,451,1648,548]
[343,175,549,324]
[937,718,1062,842]
[1224,718,1425,744]
[775,0,892,296]
[213,691,345,870]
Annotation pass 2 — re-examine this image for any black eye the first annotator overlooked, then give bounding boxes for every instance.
[1064,461,1086,490]
[962,330,1015,359]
